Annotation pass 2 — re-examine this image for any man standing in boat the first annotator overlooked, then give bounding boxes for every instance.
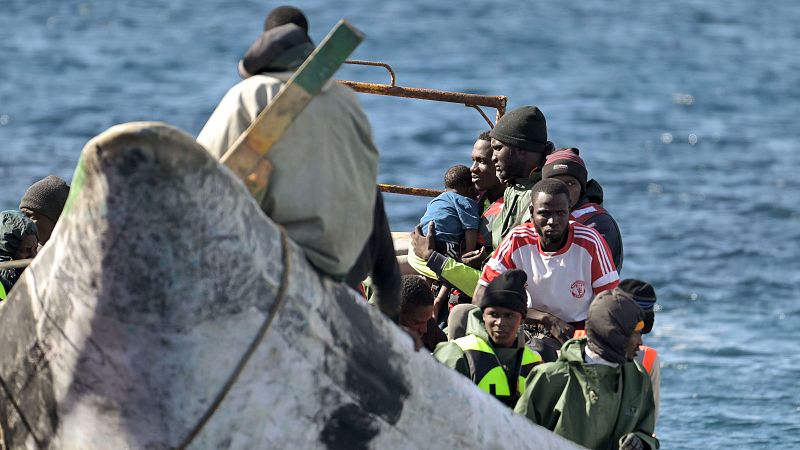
[433,269,542,407]
[489,105,554,248]
[474,178,619,339]
[197,7,399,316]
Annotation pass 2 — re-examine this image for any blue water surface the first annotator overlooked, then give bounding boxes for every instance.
[1,1,799,448]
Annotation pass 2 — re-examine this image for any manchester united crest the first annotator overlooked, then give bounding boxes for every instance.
[570,280,586,298]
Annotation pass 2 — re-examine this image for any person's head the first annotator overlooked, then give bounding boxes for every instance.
[586,289,645,364]
[470,131,501,191]
[264,5,309,32]
[529,179,571,251]
[399,275,434,339]
[480,269,528,347]
[444,164,475,198]
[618,279,657,334]
[489,106,550,184]
[541,148,588,209]
[0,210,38,290]
[19,175,70,245]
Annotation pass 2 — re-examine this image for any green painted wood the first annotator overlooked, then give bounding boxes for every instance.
[291,19,364,94]
[221,19,364,200]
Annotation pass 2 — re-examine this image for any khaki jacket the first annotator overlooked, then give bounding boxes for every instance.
[198,72,378,277]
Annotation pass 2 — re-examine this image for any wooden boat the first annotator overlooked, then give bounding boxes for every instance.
[0,122,582,449]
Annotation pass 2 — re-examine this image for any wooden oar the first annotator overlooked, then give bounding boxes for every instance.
[0,258,33,270]
[220,19,364,202]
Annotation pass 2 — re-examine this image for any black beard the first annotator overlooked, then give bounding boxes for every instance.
[539,232,567,251]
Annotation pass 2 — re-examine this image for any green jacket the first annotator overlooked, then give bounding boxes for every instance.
[433,308,542,407]
[514,339,659,450]
[490,171,541,249]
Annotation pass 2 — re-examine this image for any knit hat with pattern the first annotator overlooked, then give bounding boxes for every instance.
[541,148,588,190]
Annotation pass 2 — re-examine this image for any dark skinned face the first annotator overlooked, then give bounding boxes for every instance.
[482,306,523,348]
[21,208,55,245]
[471,139,501,191]
[624,330,643,360]
[400,304,432,339]
[490,138,522,185]
[14,234,38,260]
[531,192,570,252]
[551,174,582,209]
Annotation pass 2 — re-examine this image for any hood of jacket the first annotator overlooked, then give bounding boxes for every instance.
[238,23,315,78]
[0,210,37,262]
[557,337,588,364]
[0,210,37,291]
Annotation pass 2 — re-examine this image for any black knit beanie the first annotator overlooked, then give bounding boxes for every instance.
[239,24,315,78]
[480,269,528,317]
[19,175,70,222]
[585,289,644,364]
[541,148,588,191]
[264,5,309,32]
[618,279,657,334]
[489,106,548,152]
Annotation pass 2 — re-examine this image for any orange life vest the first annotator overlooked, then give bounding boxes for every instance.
[571,330,657,375]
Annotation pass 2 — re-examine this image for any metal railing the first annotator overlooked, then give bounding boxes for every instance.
[338,60,507,198]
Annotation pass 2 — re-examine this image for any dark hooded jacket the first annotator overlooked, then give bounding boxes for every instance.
[573,179,624,271]
[515,289,658,450]
[0,210,38,294]
[514,339,658,450]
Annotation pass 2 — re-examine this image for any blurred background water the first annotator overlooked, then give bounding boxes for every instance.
[1,0,799,447]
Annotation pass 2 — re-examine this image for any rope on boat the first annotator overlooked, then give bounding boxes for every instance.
[0,373,44,448]
[175,226,294,449]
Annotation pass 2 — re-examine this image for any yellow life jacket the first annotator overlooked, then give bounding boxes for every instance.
[0,282,6,301]
[453,334,542,406]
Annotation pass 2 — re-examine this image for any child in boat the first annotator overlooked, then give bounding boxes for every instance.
[417,165,480,323]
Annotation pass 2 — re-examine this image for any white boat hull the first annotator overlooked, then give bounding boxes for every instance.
[0,122,583,450]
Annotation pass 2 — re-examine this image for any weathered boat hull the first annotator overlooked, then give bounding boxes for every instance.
[0,122,582,449]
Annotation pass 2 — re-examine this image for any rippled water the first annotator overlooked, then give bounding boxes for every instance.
[2,1,799,448]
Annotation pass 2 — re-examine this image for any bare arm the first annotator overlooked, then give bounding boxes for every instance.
[462,229,478,254]
[432,284,450,320]
[471,284,486,306]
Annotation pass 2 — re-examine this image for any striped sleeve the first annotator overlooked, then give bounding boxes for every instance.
[573,225,619,292]
[478,225,536,287]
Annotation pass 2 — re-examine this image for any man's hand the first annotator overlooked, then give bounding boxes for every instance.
[526,309,575,344]
[461,247,486,269]
[410,222,436,261]
[401,325,424,352]
[619,433,644,450]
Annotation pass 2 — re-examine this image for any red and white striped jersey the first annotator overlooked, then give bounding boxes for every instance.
[479,222,619,322]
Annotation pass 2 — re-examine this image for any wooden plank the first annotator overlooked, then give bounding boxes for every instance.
[220,19,364,201]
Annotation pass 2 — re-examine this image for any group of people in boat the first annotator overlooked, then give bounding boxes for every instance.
[399,110,661,450]
[1,5,661,449]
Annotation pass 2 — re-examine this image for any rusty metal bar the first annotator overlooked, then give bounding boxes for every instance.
[338,81,507,113]
[379,184,443,198]
[340,61,509,199]
[344,60,397,86]
[468,105,494,128]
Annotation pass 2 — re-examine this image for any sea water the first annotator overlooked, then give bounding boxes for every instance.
[1,1,798,447]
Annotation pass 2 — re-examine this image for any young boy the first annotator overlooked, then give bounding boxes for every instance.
[418,165,480,323]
